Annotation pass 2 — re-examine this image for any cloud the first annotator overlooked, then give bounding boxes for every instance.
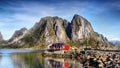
[5,0,109,18]
[107,35,120,41]
[0,23,5,28]
[111,0,120,10]
[110,38,120,41]
[0,0,120,40]
[106,32,120,41]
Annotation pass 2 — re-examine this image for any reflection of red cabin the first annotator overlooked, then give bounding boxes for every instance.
[48,43,70,51]
[48,59,71,68]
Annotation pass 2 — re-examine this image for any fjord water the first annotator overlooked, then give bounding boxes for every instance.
[0,49,82,68]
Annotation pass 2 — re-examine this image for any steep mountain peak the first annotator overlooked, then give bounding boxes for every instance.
[72,14,93,28]
[23,16,70,46]
[20,27,27,31]
[71,14,94,42]
[73,14,88,21]
[73,14,83,18]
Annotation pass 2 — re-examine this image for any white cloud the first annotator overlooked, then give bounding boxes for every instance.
[0,1,119,40]
[0,23,6,28]
[106,35,120,41]
[109,37,120,41]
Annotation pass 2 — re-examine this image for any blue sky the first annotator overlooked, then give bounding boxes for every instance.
[0,0,120,41]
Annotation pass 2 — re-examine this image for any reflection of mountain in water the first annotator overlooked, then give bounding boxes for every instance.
[45,58,83,68]
[0,54,14,68]
[11,53,45,68]
[10,53,83,68]
[11,53,29,68]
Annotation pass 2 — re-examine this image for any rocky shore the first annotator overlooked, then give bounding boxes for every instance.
[79,51,120,68]
[42,50,120,68]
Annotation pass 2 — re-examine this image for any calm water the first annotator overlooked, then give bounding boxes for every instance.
[0,49,82,68]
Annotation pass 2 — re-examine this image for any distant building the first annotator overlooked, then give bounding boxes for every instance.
[46,43,70,54]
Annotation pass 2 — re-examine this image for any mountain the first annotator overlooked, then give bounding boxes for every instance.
[70,14,109,46]
[110,40,120,45]
[20,16,70,46]
[8,14,110,48]
[0,32,3,41]
[71,14,94,42]
[8,28,28,45]
[0,32,6,46]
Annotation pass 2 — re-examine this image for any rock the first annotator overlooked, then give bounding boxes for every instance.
[115,64,120,68]
[6,14,111,47]
[98,34,109,45]
[21,16,70,46]
[71,14,94,42]
[70,14,110,47]
[8,27,28,44]
[0,32,3,41]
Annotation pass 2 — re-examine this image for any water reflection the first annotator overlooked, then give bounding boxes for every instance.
[0,55,14,68]
[0,49,83,68]
[11,53,83,68]
[48,59,63,68]
[46,58,71,68]
[11,53,45,68]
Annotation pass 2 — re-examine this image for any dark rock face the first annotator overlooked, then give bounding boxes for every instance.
[66,23,72,39]
[71,14,94,42]
[8,28,28,44]
[0,32,3,41]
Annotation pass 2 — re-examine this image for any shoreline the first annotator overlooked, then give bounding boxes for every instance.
[42,50,120,68]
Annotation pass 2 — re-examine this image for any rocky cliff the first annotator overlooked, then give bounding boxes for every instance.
[8,14,110,47]
[20,16,70,46]
[8,28,28,45]
[0,32,3,41]
[71,14,94,42]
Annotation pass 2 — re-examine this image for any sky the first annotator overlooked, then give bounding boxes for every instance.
[0,0,120,41]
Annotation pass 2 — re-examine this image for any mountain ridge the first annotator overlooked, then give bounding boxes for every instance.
[1,14,111,48]
[110,40,120,45]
